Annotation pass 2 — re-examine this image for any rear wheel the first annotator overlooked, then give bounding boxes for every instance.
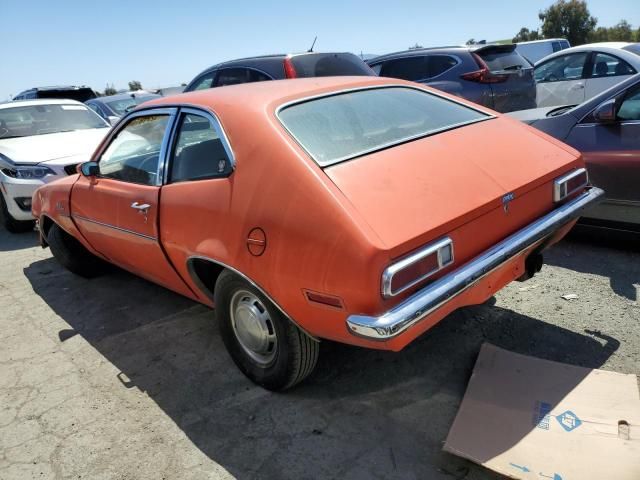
[0,194,35,233]
[47,223,107,277]
[215,270,319,390]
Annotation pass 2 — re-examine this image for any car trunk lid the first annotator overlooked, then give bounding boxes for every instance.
[324,116,581,261]
[469,44,537,112]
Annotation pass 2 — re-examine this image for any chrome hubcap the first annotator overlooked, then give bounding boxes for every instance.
[230,290,277,366]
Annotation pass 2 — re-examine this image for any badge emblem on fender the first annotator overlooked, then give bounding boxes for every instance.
[502,192,515,213]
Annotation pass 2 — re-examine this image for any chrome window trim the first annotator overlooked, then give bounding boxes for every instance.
[93,107,178,187]
[275,84,494,167]
[185,255,319,341]
[381,237,454,298]
[163,106,236,184]
[72,214,157,241]
[553,167,588,202]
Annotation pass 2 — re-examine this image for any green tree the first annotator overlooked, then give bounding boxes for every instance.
[128,80,142,91]
[512,27,540,43]
[104,83,117,96]
[538,0,597,46]
[408,43,423,50]
[466,38,476,45]
[608,20,634,41]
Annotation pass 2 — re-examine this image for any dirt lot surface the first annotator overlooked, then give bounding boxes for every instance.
[1,228,638,480]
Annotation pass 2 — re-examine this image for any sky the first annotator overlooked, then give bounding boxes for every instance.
[2,0,638,100]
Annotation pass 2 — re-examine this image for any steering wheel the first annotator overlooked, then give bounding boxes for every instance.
[0,126,9,138]
[137,153,160,181]
[546,73,559,82]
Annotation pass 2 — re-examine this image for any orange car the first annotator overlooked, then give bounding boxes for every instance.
[32,77,603,390]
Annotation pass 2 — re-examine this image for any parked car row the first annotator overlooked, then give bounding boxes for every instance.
[2,39,637,390]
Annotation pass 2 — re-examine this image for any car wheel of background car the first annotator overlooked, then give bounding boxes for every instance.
[47,223,108,278]
[215,270,319,391]
[0,194,35,233]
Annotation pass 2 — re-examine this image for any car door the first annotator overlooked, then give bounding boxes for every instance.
[535,52,589,107]
[71,108,195,297]
[584,52,637,101]
[564,83,640,224]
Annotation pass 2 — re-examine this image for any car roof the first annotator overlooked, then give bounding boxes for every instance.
[367,46,468,63]
[1,98,85,109]
[534,42,640,66]
[140,76,420,115]
[202,51,354,70]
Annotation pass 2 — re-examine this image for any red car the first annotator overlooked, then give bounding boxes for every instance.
[32,77,603,389]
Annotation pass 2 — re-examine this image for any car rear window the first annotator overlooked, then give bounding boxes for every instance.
[278,86,490,166]
[476,47,531,71]
[290,53,375,77]
[622,44,640,56]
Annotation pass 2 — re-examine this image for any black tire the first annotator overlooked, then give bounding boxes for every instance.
[215,270,319,391]
[0,194,35,233]
[47,223,107,277]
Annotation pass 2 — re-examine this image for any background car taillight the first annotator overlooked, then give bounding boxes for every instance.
[382,237,454,298]
[460,53,508,84]
[554,168,588,202]
[283,57,298,78]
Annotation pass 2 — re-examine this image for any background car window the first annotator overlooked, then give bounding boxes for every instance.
[98,115,169,185]
[428,55,459,77]
[215,68,270,87]
[379,56,429,81]
[617,86,640,121]
[534,52,588,82]
[290,53,375,77]
[590,53,635,78]
[170,113,232,182]
[476,48,530,70]
[0,104,107,139]
[191,72,216,91]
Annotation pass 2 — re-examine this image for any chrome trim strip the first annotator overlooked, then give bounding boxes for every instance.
[553,167,588,202]
[186,255,319,341]
[347,187,605,340]
[72,214,157,241]
[274,84,495,167]
[381,237,454,298]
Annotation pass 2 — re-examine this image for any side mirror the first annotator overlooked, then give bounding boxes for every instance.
[107,116,120,126]
[592,99,617,123]
[80,161,99,177]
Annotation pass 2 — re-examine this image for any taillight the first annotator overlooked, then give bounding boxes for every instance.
[554,168,588,202]
[283,57,297,78]
[382,237,454,298]
[461,53,508,84]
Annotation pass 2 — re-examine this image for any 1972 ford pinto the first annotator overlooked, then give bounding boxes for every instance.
[32,77,603,390]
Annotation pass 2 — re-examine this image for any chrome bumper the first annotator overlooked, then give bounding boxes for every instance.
[347,187,605,340]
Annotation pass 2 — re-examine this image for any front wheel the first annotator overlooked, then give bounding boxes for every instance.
[215,270,319,390]
[47,223,107,277]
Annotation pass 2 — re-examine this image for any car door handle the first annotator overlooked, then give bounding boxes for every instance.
[570,84,585,90]
[131,202,151,212]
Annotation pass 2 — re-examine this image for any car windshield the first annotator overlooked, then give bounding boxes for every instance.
[105,94,160,116]
[622,44,640,56]
[0,104,107,139]
[278,86,490,166]
[476,47,532,71]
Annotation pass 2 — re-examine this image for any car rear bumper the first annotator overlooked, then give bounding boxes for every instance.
[346,187,605,340]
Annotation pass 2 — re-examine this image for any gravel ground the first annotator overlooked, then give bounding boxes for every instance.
[0,228,638,479]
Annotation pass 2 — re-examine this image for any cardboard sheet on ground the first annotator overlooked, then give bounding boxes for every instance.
[444,343,640,480]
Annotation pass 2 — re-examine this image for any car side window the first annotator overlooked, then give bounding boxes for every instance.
[618,86,640,121]
[214,68,270,87]
[534,52,588,83]
[191,72,216,91]
[590,53,636,78]
[379,56,429,82]
[427,55,458,78]
[170,112,233,182]
[98,114,169,186]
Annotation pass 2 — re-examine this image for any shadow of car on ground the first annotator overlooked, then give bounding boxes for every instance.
[0,228,39,252]
[23,252,619,480]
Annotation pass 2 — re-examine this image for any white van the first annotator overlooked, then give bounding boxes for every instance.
[515,39,570,64]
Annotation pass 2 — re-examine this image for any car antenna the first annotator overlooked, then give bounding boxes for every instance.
[308,36,317,53]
